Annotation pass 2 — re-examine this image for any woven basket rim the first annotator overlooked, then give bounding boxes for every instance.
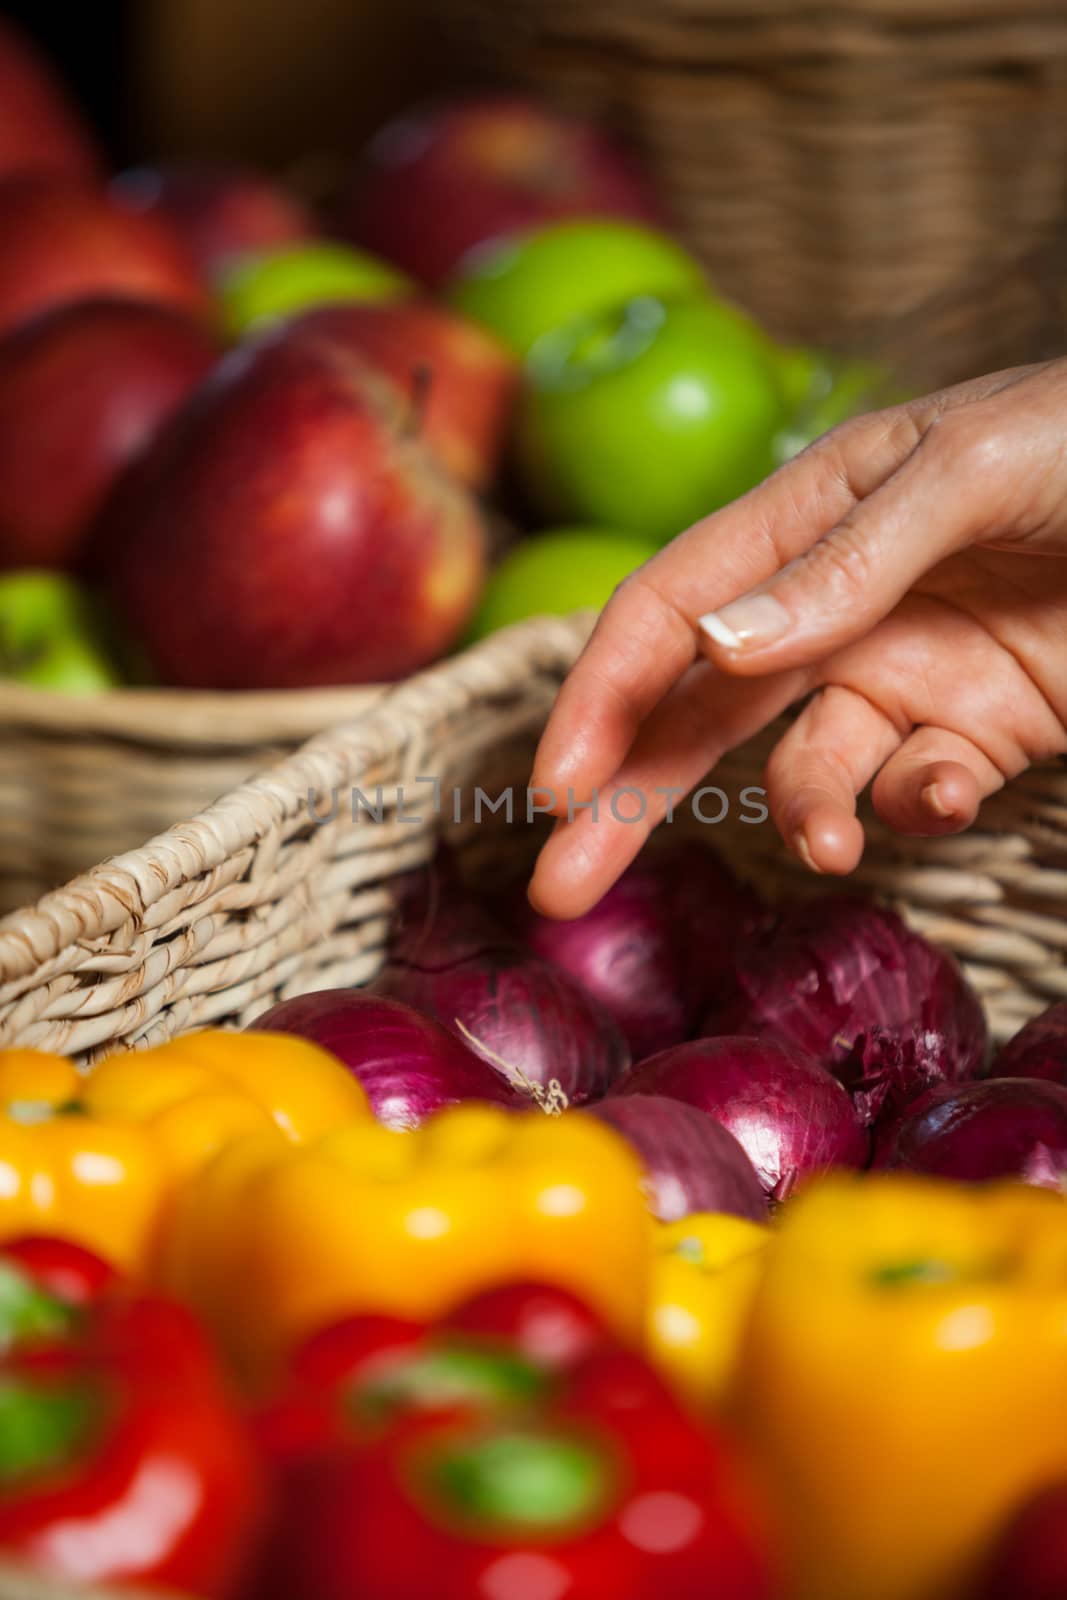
[0,680,390,747]
[0,613,596,987]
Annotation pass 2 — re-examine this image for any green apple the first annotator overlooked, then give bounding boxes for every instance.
[517,295,789,540]
[466,527,661,640]
[0,571,122,693]
[218,242,413,337]
[448,220,706,358]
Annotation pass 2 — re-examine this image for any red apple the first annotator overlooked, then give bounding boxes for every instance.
[111,162,314,280]
[0,300,219,571]
[284,302,518,491]
[0,176,211,341]
[980,1481,1067,1600]
[336,95,664,289]
[0,16,98,182]
[98,331,488,688]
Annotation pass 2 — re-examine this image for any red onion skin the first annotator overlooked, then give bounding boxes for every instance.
[588,1094,768,1222]
[505,840,763,1062]
[995,1001,1067,1086]
[703,895,988,1124]
[876,1076,1067,1189]
[609,1037,869,1201]
[978,1480,1067,1600]
[251,990,524,1129]
[372,948,629,1106]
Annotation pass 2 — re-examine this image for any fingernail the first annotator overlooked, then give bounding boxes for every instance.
[698,611,742,649]
[921,782,954,820]
[700,593,790,651]
[793,829,823,874]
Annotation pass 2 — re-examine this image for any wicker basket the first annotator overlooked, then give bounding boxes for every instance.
[0,612,1064,1062]
[0,679,387,918]
[428,0,1067,364]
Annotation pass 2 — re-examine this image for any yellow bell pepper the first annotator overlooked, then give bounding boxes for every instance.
[734,1173,1067,1600]
[0,1031,367,1271]
[646,1212,769,1408]
[162,1103,651,1370]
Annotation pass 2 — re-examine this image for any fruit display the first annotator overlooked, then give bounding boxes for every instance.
[0,28,889,696]
[0,838,1065,1600]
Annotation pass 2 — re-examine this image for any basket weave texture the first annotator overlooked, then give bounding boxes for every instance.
[0,614,1064,1061]
[0,680,387,918]
[428,0,1067,364]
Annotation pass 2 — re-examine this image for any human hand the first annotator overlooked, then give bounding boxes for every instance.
[529,360,1067,917]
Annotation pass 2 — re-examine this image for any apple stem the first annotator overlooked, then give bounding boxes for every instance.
[407,362,433,439]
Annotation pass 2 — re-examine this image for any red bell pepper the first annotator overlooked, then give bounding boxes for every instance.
[251,1282,774,1600]
[0,1291,265,1598]
[0,1237,117,1355]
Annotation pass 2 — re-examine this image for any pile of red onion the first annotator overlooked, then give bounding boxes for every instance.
[369,872,631,1105]
[250,840,1067,1206]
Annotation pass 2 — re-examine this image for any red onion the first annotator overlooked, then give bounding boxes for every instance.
[878,1076,1067,1189]
[251,990,524,1129]
[372,946,629,1107]
[704,895,988,1124]
[609,1037,868,1201]
[505,840,763,1062]
[995,1001,1067,1086]
[589,1094,767,1222]
[386,853,506,965]
[978,1480,1067,1600]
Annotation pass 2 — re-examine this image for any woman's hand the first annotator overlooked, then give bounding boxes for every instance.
[529,359,1067,918]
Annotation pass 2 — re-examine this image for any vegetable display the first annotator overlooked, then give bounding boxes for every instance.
[250,1283,774,1600]
[162,1104,653,1368]
[735,1175,1067,1600]
[0,1031,369,1269]
[0,876,1063,1600]
[0,960,1067,1600]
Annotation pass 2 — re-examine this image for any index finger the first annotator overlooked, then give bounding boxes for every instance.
[531,406,917,804]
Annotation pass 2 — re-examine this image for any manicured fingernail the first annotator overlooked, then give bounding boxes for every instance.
[793,829,823,874]
[698,611,742,649]
[921,782,954,820]
[700,593,790,651]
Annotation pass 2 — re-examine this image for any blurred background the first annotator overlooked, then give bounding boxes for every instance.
[9,0,1067,379]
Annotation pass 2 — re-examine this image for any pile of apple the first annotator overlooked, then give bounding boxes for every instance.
[0,18,887,694]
